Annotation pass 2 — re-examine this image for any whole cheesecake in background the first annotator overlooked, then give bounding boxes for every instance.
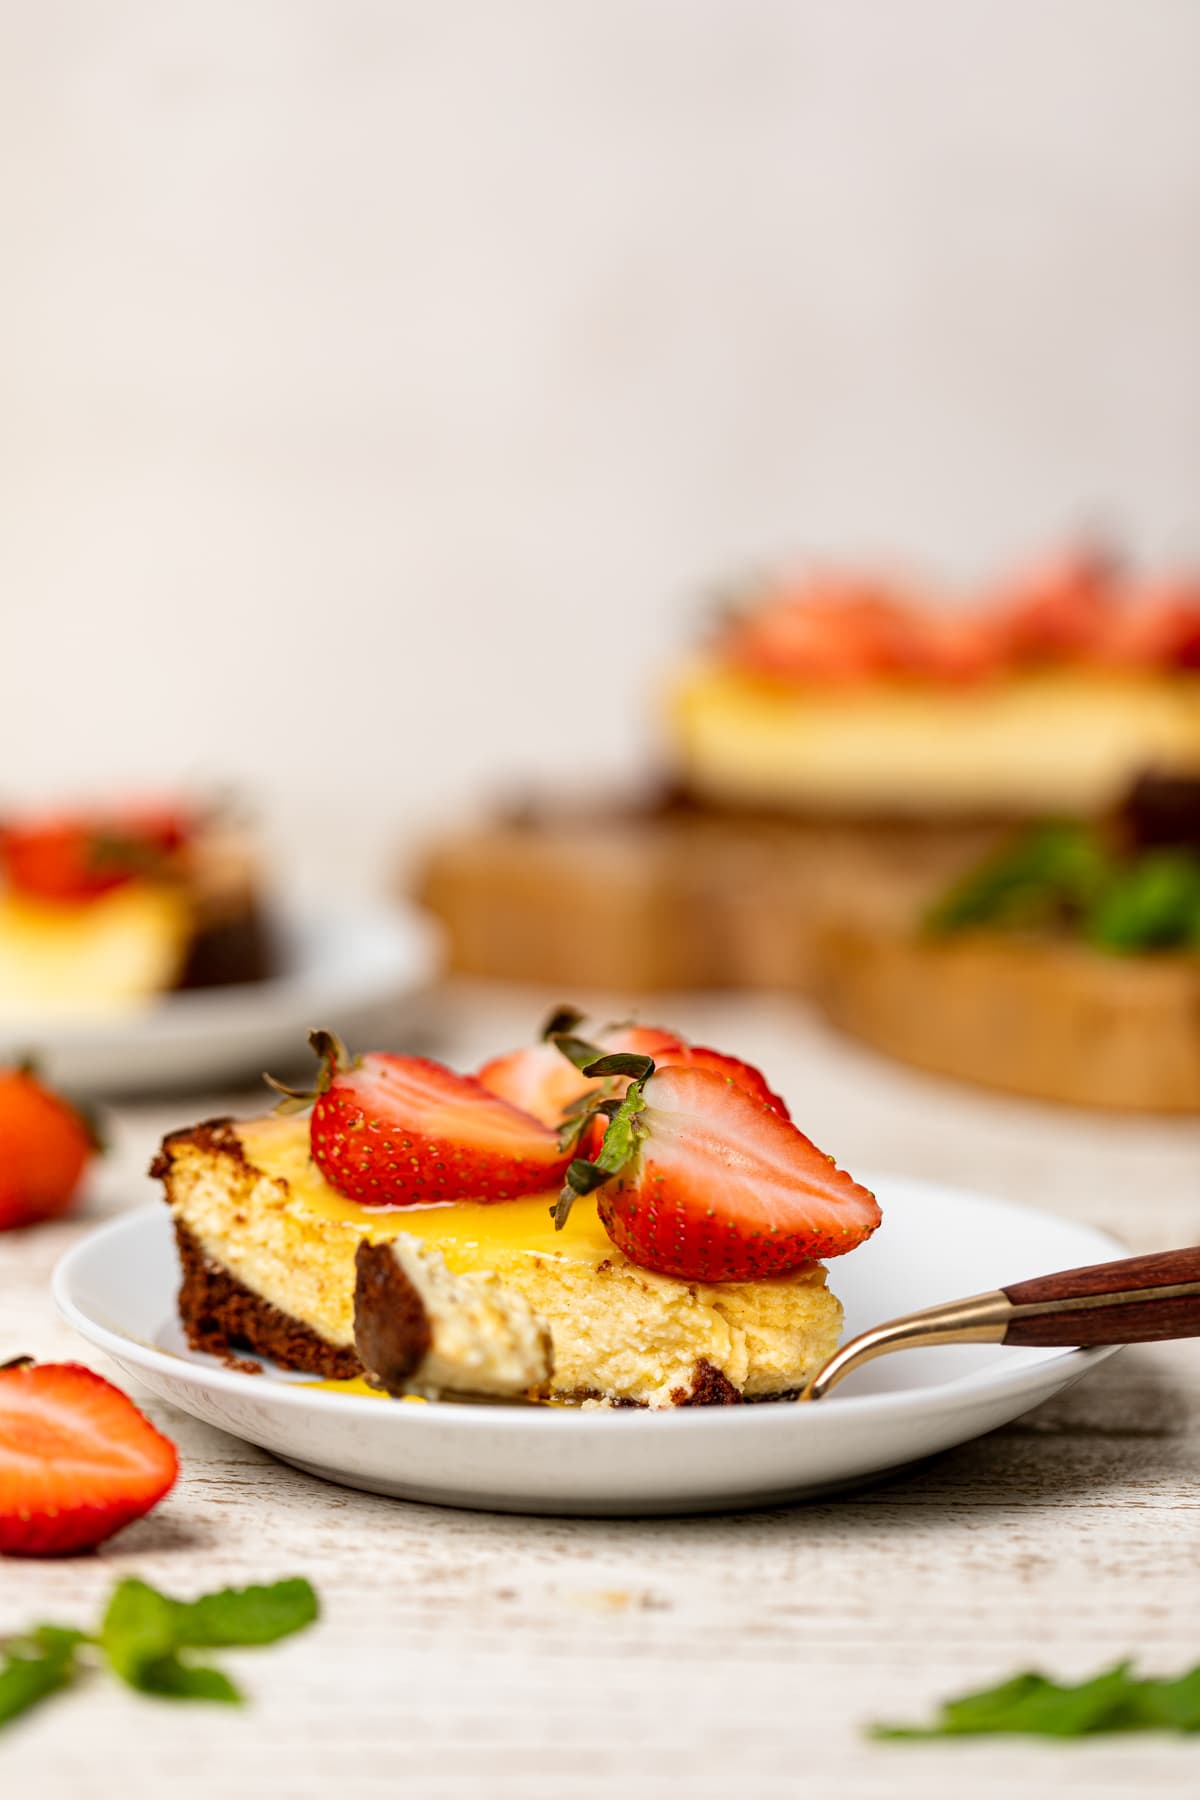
[670,550,1200,818]
[0,798,275,1020]
[416,547,1200,989]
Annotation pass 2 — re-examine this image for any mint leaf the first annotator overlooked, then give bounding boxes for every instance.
[100,1576,316,1702]
[132,1655,242,1705]
[872,1660,1200,1739]
[2,1575,318,1731]
[99,1578,179,1687]
[173,1579,318,1648]
[925,823,1113,936]
[0,1628,85,1731]
[1087,851,1200,952]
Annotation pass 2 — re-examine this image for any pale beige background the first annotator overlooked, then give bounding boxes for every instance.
[2,2,1198,887]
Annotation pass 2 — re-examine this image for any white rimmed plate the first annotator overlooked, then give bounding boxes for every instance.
[0,901,441,1095]
[53,1174,1126,1516]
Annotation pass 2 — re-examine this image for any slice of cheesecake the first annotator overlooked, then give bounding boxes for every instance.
[0,802,274,1020]
[154,1113,843,1407]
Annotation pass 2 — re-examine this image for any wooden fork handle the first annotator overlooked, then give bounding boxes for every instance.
[1002,1247,1200,1346]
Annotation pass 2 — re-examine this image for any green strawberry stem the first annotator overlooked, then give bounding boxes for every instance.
[263,1028,355,1113]
[552,1075,650,1230]
[540,1005,586,1040]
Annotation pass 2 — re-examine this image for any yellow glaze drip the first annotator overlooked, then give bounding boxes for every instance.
[300,1378,419,1400]
[237,1114,615,1271]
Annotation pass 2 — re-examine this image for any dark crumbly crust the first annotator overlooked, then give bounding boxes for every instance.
[176,900,275,990]
[353,1241,433,1394]
[173,1218,361,1380]
[672,1359,744,1406]
[149,1116,249,1181]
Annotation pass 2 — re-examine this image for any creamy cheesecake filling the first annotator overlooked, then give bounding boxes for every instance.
[164,1116,842,1407]
[669,663,1200,816]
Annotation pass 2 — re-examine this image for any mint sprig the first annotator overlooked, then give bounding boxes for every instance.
[0,1576,317,1733]
[925,823,1200,954]
[0,1628,85,1729]
[873,1659,1200,1739]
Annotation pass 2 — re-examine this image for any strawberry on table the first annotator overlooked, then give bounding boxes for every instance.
[560,1061,880,1282]
[0,1065,96,1232]
[272,1031,571,1207]
[0,1362,178,1557]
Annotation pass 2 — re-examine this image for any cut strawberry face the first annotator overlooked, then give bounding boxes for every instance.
[478,1016,788,1133]
[476,1040,597,1128]
[0,1362,178,1557]
[286,1036,570,1207]
[572,1064,880,1282]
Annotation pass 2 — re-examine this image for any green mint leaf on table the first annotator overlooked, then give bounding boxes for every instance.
[0,1628,85,1729]
[99,1578,180,1684]
[1,1576,317,1732]
[872,1660,1200,1739]
[129,1656,242,1705]
[173,1578,319,1648]
[100,1576,317,1700]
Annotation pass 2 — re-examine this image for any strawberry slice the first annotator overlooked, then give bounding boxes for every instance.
[289,1033,570,1207]
[1095,582,1200,670]
[478,1018,790,1139]
[0,1362,178,1557]
[990,547,1119,662]
[0,801,192,904]
[476,1040,597,1128]
[721,579,917,683]
[642,1040,791,1119]
[572,1064,880,1281]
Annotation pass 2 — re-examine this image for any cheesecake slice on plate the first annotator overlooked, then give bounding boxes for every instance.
[154,1019,878,1408]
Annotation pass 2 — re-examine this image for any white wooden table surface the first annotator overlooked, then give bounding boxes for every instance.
[3,980,1198,1799]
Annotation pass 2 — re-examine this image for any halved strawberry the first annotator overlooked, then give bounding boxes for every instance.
[282,1032,570,1207]
[0,801,192,904]
[0,1362,178,1557]
[478,1018,790,1145]
[1095,582,1200,670]
[476,1040,597,1128]
[641,1039,791,1119]
[571,1064,879,1281]
[990,547,1119,662]
[720,579,917,683]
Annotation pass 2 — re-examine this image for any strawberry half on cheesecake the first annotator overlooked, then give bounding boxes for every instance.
[154,1015,880,1407]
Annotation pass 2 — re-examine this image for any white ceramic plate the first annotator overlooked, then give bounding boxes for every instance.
[54,1174,1125,1516]
[0,902,441,1095]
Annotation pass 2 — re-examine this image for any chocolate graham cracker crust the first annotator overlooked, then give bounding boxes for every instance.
[173,1218,362,1380]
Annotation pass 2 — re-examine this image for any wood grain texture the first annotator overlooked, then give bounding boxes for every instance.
[1004,1248,1200,1346]
[2,981,1199,1800]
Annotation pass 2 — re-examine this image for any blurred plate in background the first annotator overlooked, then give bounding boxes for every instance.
[0,901,441,1096]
